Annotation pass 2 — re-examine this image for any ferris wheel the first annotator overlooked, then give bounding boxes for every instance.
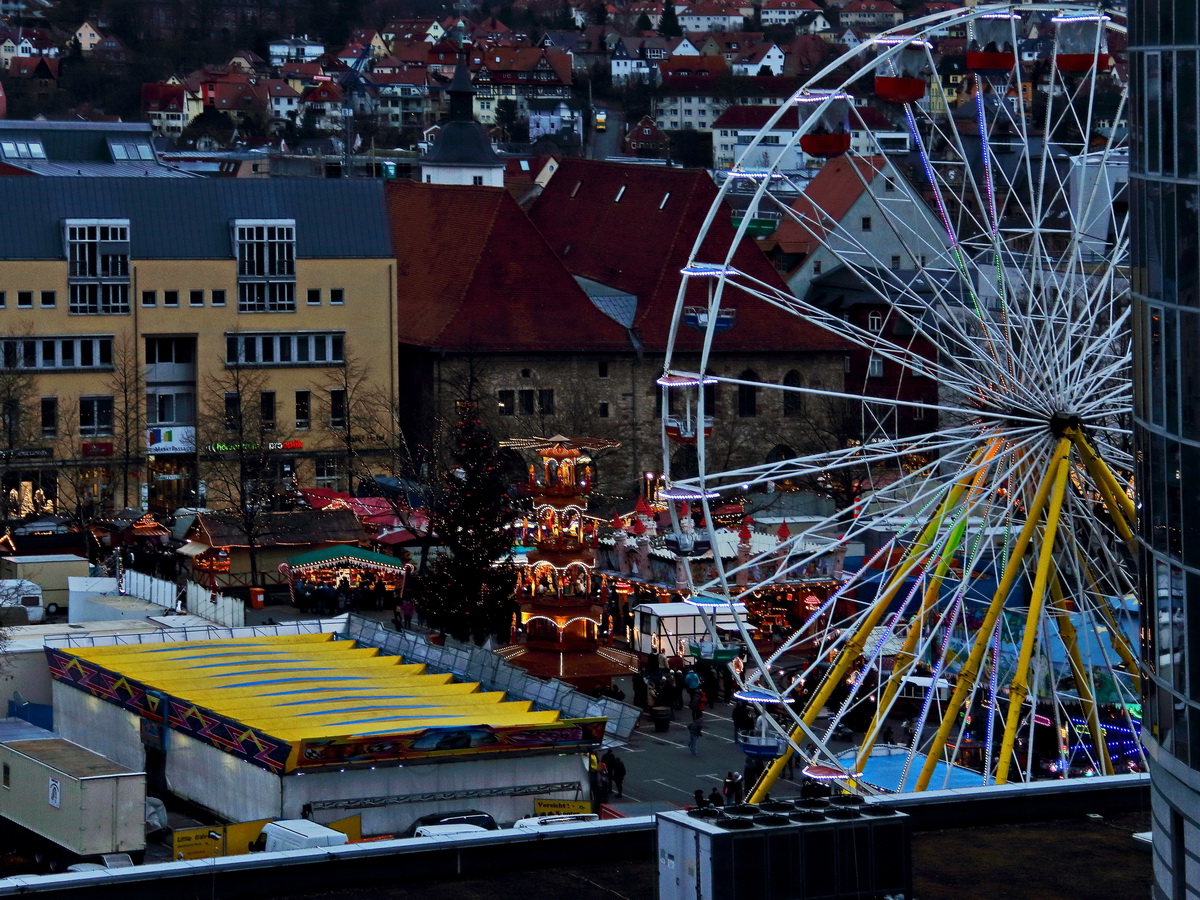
[660,4,1138,796]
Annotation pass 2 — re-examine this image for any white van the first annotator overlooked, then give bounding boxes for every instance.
[0,579,44,623]
[259,820,348,853]
[512,814,600,830]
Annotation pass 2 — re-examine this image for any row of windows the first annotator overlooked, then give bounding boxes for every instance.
[36,395,112,437]
[225,332,345,367]
[497,388,555,416]
[0,285,347,315]
[225,388,346,429]
[1,337,112,370]
[36,388,350,436]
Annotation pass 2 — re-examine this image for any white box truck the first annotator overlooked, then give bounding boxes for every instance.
[0,723,145,870]
[0,554,89,615]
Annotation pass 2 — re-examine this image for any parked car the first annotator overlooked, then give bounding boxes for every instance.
[402,810,498,838]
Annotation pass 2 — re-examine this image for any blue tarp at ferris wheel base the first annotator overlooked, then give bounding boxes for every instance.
[838,746,984,794]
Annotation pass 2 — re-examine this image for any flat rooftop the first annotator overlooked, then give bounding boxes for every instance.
[51,633,600,773]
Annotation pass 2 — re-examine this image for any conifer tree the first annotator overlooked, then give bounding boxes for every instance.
[418,402,518,644]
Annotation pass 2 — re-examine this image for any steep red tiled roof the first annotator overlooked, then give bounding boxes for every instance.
[385,181,630,352]
[763,155,886,256]
[526,158,847,353]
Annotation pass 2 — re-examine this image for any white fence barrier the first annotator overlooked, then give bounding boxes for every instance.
[342,616,641,740]
[119,570,245,628]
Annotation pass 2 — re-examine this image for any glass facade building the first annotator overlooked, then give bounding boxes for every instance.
[1131,0,1200,897]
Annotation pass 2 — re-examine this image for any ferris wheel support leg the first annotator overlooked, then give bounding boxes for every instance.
[855,514,970,776]
[748,471,981,803]
[1069,431,1136,542]
[854,440,1006,774]
[995,455,1072,786]
[915,437,1073,791]
[1048,575,1114,777]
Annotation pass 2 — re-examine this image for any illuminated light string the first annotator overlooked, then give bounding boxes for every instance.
[975,78,1013,382]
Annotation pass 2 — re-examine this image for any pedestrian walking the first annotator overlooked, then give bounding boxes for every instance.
[722,771,737,802]
[732,701,754,742]
[690,688,707,722]
[687,718,703,756]
[729,771,744,804]
[883,725,895,745]
[596,763,612,805]
[611,754,627,797]
[684,668,701,700]
[400,597,416,630]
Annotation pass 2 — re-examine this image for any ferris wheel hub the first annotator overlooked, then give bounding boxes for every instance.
[1048,411,1083,437]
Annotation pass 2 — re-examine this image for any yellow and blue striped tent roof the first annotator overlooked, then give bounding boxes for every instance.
[60,633,561,744]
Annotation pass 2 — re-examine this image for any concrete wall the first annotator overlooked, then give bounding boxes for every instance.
[281,751,590,835]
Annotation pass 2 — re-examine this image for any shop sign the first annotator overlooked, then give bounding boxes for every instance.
[0,448,52,459]
[147,426,195,454]
[205,440,304,452]
[533,799,592,816]
[82,441,113,457]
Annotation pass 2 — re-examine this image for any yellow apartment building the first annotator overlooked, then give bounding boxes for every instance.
[0,177,398,517]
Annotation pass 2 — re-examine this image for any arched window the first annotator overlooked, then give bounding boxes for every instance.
[783,369,803,416]
[868,311,883,332]
[738,369,758,418]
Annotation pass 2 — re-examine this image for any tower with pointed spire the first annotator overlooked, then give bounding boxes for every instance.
[419,50,505,187]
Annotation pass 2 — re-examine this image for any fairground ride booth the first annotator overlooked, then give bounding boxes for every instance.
[46,633,603,833]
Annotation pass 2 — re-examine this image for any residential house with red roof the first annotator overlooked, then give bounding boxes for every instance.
[837,0,903,31]
[382,18,446,47]
[299,82,347,133]
[655,57,795,131]
[0,26,57,71]
[732,42,787,76]
[469,47,572,125]
[624,115,668,157]
[678,3,746,33]
[142,83,187,136]
[760,0,821,27]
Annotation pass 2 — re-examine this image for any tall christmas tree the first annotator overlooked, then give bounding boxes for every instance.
[418,402,519,645]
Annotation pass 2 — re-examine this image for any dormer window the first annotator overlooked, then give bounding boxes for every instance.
[233,219,296,312]
[65,219,131,314]
[0,140,45,160]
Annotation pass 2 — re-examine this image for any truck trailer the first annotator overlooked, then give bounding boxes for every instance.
[0,719,145,869]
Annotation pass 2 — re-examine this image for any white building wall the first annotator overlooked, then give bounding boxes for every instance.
[168,731,283,822]
[53,683,146,772]
[420,163,504,187]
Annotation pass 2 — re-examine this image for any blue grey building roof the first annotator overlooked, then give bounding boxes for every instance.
[0,177,394,259]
